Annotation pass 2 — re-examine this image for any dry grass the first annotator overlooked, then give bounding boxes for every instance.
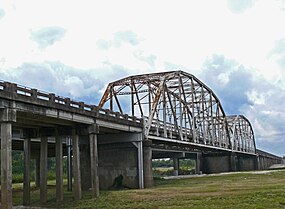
[11,169,285,208]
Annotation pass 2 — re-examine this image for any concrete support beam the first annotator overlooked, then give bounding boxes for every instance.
[89,124,99,197]
[40,136,48,204]
[1,123,13,209]
[23,137,31,206]
[0,108,16,209]
[143,140,153,188]
[72,128,82,200]
[173,158,179,176]
[55,130,64,202]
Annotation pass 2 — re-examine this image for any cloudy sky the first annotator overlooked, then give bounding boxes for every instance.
[0,0,285,156]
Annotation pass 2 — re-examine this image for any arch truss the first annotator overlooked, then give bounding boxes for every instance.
[99,71,256,154]
[226,115,256,153]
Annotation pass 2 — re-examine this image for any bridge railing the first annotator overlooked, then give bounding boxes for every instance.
[144,117,225,146]
[0,81,142,125]
[144,117,256,153]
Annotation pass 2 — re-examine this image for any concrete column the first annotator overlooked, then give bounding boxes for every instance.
[143,140,153,188]
[23,137,31,206]
[195,153,201,174]
[1,123,13,209]
[137,140,144,189]
[132,139,144,189]
[173,158,179,176]
[40,136,48,204]
[55,130,63,202]
[72,128,82,200]
[260,157,264,170]
[66,137,72,191]
[89,124,99,198]
[80,136,91,191]
[255,156,260,170]
[1,108,16,209]
[229,152,237,172]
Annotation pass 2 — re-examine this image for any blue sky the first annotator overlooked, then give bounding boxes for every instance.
[0,0,285,156]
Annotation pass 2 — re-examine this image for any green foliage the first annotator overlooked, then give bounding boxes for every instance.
[152,159,173,167]
[152,158,195,168]
[12,151,24,174]
[0,150,60,183]
[152,159,195,177]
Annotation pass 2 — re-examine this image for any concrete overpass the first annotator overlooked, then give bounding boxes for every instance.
[0,71,282,208]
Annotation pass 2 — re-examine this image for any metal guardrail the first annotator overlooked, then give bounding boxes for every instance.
[0,81,142,125]
[145,116,255,153]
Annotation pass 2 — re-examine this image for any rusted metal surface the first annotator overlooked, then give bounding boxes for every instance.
[99,71,256,154]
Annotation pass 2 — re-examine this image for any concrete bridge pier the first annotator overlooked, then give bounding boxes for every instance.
[40,134,48,204]
[201,152,233,174]
[0,108,16,209]
[89,124,99,198]
[172,158,179,176]
[55,129,64,202]
[79,135,91,191]
[236,155,256,171]
[23,129,32,206]
[230,152,237,172]
[143,140,153,187]
[255,156,260,170]
[96,132,147,189]
[72,128,82,200]
[195,153,202,174]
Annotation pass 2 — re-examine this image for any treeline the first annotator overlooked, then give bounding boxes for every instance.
[0,150,62,183]
[152,158,195,168]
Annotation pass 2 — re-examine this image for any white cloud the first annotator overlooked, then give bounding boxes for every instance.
[227,0,255,13]
[0,8,5,19]
[30,26,66,49]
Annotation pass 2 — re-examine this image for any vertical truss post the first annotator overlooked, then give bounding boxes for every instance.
[145,79,165,138]
[163,88,167,138]
[201,87,206,144]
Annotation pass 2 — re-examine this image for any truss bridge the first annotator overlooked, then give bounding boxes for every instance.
[0,71,282,208]
[99,71,256,154]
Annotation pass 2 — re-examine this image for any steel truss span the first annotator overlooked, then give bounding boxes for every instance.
[99,70,256,154]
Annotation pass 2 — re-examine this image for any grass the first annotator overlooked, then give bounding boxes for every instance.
[11,170,285,208]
